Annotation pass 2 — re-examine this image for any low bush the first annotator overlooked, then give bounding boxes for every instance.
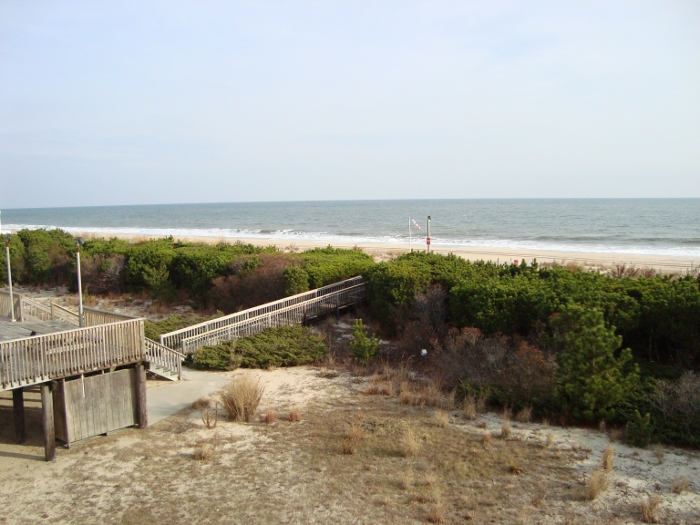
[349,319,379,362]
[190,325,328,370]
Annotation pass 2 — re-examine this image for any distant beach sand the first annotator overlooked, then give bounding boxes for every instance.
[68,231,699,274]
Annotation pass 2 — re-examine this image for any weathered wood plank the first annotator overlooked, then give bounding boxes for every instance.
[41,382,56,461]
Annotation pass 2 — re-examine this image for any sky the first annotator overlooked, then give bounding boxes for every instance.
[1,1,699,208]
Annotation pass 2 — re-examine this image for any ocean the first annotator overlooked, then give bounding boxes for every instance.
[1,199,699,258]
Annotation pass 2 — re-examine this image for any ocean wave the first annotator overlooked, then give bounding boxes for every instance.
[3,223,700,259]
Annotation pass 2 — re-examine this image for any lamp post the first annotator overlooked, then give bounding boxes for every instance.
[76,237,84,327]
[5,233,15,322]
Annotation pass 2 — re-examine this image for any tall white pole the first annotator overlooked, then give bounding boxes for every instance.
[5,236,15,322]
[76,241,84,327]
[408,216,412,252]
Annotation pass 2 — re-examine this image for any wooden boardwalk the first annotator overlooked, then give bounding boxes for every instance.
[158,276,366,354]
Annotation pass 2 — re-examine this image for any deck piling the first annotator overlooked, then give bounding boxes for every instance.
[41,382,56,461]
[12,388,25,444]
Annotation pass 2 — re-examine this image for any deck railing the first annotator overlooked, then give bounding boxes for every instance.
[0,291,22,321]
[50,303,80,325]
[84,307,137,327]
[145,338,184,379]
[0,319,145,391]
[20,296,53,322]
[160,276,364,349]
[181,282,366,354]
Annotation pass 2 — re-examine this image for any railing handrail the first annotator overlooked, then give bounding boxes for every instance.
[19,295,52,315]
[159,276,364,348]
[83,306,138,320]
[145,337,184,380]
[0,318,145,391]
[50,303,80,325]
[180,282,366,354]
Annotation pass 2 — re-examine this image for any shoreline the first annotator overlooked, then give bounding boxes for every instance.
[61,230,699,274]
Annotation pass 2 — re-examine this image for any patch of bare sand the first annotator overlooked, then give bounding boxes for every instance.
[1,367,698,525]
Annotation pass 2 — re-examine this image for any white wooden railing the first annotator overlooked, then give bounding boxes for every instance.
[145,338,184,379]
[0,319,145,391]
[20,296,53,322]
[0,291,22,321]
[180,282,365,354]
[50,303,80,325]
[160,276,364,349]
[83,306,136,327]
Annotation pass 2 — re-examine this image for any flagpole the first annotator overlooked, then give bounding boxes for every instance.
[408,216,412,252]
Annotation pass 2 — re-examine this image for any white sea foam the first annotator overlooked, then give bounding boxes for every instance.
[4,223,700,259]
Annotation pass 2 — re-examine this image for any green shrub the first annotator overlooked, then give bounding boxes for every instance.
[349,319,379,361]
[191,342,235,370]
[283,265,310,295]
[552,304,640,422]
[190,325,327,370]
[299,246,374,288]
[627,410,654,447]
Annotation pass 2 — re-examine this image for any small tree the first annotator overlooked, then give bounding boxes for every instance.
[552,303,639,422]
[349,319,379,361]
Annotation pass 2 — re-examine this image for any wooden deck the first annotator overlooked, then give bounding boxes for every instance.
[0,319,145,392]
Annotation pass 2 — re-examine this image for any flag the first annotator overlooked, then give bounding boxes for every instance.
[411,218,421,230]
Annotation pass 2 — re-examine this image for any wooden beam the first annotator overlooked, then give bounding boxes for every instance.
[135,363,148,429]
[12,388,26,444]
[41,382,56,461]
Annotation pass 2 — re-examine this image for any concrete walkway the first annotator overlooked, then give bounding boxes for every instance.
[147,368,231,425]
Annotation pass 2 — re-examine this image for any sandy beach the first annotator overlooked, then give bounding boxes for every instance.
[67,231,700,274]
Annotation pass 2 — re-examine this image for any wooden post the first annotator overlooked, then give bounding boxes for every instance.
[12,388,25,444]
[41,382,56,461]
[135,363,148,428]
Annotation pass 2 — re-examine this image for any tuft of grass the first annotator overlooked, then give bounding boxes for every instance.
[482,433,493,446]
[287,409,301,422]
[262,408,276,424]
[601,444,614,473]
[584,469,609,501]
[200,403,219,429]
[341,440,356,455]
[194,442,215,461]
[541,418,550,427]
[400,469,414,490]
[475,392,488,413]
[399,390,416,405]
[508,457,522,475]
[220,375,264,422]
[400,427,421,457]
[515,407,532,423]
[640,495,662,523]
[545,433,554,448]
[650,445,665,464]
[463,395,477,420]
[347,423,364,442]
[671,477,689,494]
[599,420,607,434]
[425,505,445,523]
[435,411,449,428]
[501,419,512,439]
[609,427,625,442]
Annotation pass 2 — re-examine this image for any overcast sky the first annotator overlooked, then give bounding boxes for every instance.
[1,1,699,208]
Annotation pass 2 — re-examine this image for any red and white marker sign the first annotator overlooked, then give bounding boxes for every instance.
[426,237,431,245]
